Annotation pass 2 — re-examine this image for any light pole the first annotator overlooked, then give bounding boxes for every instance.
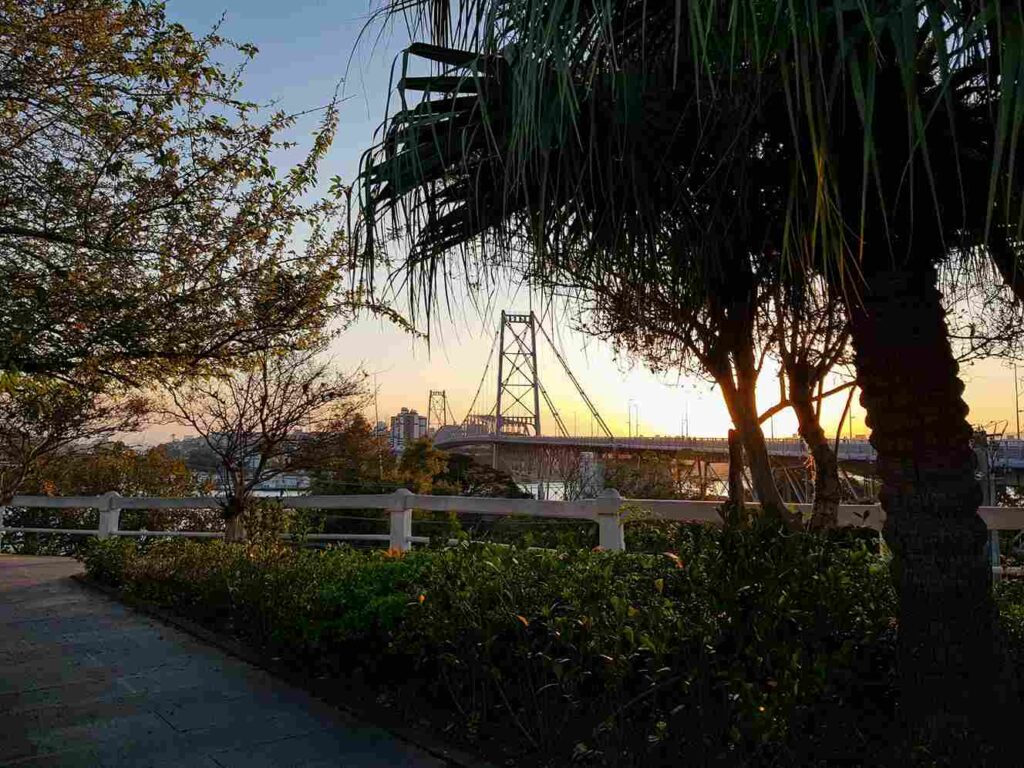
[628,401,640,438]
[1016,363,1021,439]
[373,373,379,428]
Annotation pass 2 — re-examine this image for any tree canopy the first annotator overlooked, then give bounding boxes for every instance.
[1,0,351,386]
[0,373,148,503]
[161,347,366,538]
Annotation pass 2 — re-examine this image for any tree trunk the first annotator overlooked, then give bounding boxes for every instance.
[718,429,747,527]
[788,365,841,530]
[718,336,800,527]
[848,264,1016,755]
[731,376,799,526]
[223,496,247,543]
[737,417,796,524]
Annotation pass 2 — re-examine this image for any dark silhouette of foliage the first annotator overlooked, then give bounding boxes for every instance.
[162,348,366,540]
[359,1,1024,750]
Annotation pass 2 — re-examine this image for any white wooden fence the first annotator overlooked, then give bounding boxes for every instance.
[1,490,1020,568]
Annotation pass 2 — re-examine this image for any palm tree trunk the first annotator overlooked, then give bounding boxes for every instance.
[788,367,841,530]
[848,264,1015,753]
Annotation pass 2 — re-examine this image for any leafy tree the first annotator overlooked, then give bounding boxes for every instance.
[572,255,798,521]
[602,454,684,501]
[946,278,1024,369]
[307,414,397,494]
[3,442,214,551]
[0,374,148,504]
[396,437,449,493]
[577,267,853,526]
[0,0,349,387]
[760,276,854,529]
[28,442,201,498]
[362,0,1024,749]
[162,348,365,540]
[432,452,530,498]
[307,420,528,497]
[158,436,222,476]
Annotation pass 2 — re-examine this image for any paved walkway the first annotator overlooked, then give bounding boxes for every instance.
[0,556,447,767]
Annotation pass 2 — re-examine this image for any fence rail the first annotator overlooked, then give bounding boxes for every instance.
[1,491,1020,570]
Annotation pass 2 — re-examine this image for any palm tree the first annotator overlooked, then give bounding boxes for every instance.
[364,39,804,521]
[362,0,1024,751]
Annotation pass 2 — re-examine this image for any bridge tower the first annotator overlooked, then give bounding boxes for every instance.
[496,311,542,435]
[427,390,449,434]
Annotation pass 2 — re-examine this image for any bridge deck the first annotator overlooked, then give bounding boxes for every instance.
[0,555,443,767]
[435,434,1024,470]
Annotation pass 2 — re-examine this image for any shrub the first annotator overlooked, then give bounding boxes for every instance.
[397,519,898,764]
[80,537,139,584]
[81,524,1018,766]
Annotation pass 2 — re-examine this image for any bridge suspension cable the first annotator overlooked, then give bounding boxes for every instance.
[533,315,614,438]
[461,326,499,426]
[538,380,570,437]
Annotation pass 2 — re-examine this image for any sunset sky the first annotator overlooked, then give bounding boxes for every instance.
[147,0,1022,444]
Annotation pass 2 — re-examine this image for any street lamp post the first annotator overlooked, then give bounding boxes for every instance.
[1016,363,1021,440]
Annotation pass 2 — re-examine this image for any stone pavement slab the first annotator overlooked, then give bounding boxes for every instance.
[0,556,449,767]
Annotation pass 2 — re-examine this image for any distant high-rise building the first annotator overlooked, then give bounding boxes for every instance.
[389,407,428,451]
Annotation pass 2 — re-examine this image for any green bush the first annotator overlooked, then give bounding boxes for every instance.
[79,523,975,766]
[395,520,899,764]
[79,536,138,583]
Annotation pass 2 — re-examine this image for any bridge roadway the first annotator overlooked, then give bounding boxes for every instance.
[434,433,1024,471]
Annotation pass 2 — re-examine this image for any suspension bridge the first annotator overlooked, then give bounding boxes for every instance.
[421,311,1024,502]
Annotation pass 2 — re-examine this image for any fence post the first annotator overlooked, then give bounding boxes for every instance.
[974,434,1001,580]
[0,504,5,550]
[596,488,625,551]
[388,488,413,552]
[98,492,121,540]
[990,530,1002,581]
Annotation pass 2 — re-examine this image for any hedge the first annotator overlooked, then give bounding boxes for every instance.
[79,521,1024,766]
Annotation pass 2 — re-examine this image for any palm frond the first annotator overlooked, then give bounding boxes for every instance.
[362,0,1024,320]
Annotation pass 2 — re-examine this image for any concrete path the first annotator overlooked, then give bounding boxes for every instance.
[0,556,448,768]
